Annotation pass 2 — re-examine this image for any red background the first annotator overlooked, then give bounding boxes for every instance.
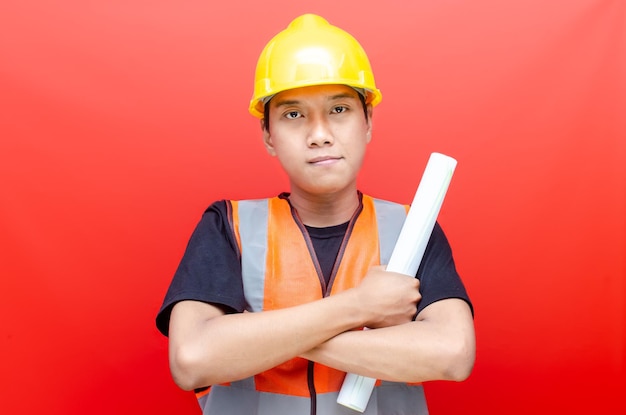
[1,1,624,414]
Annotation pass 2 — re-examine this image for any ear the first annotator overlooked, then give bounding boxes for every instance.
[365,105,373,143]
[261,119,277,156]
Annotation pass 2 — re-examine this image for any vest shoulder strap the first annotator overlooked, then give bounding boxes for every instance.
[233,196,407,267]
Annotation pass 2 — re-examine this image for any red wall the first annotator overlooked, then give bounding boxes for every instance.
[1,1,624,414]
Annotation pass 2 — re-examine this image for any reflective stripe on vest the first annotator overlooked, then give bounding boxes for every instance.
[199,195,428,415]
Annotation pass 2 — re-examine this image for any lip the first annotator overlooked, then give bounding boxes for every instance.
[308,155,342,164]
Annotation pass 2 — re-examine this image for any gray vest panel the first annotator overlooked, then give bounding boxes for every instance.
[372,198,407,264]
[237,199,269,312]
[200,385,428,415]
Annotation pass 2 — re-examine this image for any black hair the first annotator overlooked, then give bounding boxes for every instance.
[262,91,369,132]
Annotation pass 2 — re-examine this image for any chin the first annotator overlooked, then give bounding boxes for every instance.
[304,183,353,196]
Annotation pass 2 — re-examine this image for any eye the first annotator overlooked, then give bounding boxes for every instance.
[332,106,348,114]
[284,111,301,119]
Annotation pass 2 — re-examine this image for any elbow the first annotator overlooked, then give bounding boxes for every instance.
[170,344,211,391]
[442,335,476,382]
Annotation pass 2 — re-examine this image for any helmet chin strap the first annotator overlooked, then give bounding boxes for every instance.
[261,94,275,105]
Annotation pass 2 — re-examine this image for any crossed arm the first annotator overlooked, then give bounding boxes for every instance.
[168,266,475,391]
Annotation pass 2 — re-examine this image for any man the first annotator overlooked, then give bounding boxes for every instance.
[156,13,475,415]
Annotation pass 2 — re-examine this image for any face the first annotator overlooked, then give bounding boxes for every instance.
[262,84,372,198]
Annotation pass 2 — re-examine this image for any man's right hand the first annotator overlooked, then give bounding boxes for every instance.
[354,265,421,329]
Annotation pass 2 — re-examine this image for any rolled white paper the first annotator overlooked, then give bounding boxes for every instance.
[337,152,458,412]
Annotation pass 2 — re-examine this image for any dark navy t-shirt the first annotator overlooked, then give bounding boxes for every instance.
[156,198,472,336]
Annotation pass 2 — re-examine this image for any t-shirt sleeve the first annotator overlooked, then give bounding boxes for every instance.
[155,201,245,336]
[415,222,473,317]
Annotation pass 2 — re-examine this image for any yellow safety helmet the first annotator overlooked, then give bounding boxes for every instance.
[249,14,382,118]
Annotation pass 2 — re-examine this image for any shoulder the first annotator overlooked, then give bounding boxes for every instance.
[182,200,240,250]
[363,193,408,209]
[203,199,231,217]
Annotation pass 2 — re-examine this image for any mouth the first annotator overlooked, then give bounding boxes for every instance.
[308,155,342,165]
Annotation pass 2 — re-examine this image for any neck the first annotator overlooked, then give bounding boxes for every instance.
[287,189,360,228]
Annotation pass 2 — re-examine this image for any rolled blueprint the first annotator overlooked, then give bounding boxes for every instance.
[336,152,458,412]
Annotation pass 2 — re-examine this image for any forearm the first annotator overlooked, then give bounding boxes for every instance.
[169,291,365,390]
[301,299,475,383]
[169,267,427,390]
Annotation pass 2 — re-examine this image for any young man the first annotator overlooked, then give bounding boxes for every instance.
[156,14,475,415]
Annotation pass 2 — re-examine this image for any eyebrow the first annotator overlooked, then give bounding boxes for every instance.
[273,92,359,109]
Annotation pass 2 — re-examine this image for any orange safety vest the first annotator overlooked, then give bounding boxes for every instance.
[197,194,429,415]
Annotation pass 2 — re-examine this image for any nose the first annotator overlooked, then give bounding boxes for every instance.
[307,116,334,147]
